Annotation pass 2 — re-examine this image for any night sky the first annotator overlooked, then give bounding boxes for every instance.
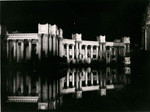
[1,0,149,47]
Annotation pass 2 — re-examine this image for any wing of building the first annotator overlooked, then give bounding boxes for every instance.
[6,23,130,64]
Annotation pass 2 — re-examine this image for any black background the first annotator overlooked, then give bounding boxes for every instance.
[1,0,149,47]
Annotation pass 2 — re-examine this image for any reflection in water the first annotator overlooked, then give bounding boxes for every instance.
[6,67,131,110]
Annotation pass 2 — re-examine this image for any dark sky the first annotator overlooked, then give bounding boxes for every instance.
[1,0,149,46]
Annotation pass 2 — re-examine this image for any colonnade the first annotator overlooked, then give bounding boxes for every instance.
[7,39,39,62]
[61,42,105,63]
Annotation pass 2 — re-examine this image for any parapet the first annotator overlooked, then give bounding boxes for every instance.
[97,35,106,43]
[72,33,82,41]
[38,23,49,34]
[122,37,130,43]
[38,23,63,37]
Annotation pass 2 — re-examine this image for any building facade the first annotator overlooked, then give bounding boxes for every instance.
[6,23,130,63]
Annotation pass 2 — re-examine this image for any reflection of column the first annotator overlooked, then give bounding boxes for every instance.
[76,73,79,90]
[91,72,93,85]
[96,72,99,85]
[100,71,102,87]
[124,45,126,56]
[85,45,87,60]
[13,41,17,60]
[28,40,32,59]
[72,45,74,60]
[38,75,41,99]
[85,71,88,86]
[145,27,148,50]
[21,75,23,94]
[53,80,56,98]
[13,76,16,94]
[66,44,69,63]
[79,72,82,90]
[49,82,52,100]
[67,70,69,88]
[16,72,19,91]
[127,44,130,53]
[44,79,48,101]
[72,70,75,87]
[90,46,93,59]
[28,76,31,95]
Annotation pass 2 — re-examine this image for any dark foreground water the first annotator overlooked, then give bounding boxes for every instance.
[2,51,150,112]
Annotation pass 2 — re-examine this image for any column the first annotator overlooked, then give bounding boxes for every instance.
[45,35,48,56]
[38,35,41,59]
[56,37,59,55]
[75,42,78,59]
[7,41,9,58]
[21,41,24,60]
[96,46,98,59]
[16,42,20,62]
[103,43,106,58]
[59,39,63,57]
[85,45,87,60]
[91,72,93,85]
[28,40,32,59]
[79,43,82,60]
[66,44,69,63]
[72,44,74,60]
[99,43,102,60]
[13,40,17,60]
[110,47,112,62]
[49,35,52,54]
[62,44,64,57]
[90,45,93,59]
[53,35,56,55]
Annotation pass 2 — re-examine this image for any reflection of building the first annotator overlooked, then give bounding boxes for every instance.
[6,23,130,63]
[142,2,150,50]
[6,67,131,110]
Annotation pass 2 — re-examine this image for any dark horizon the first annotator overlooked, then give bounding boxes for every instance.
[1,0,149,47]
